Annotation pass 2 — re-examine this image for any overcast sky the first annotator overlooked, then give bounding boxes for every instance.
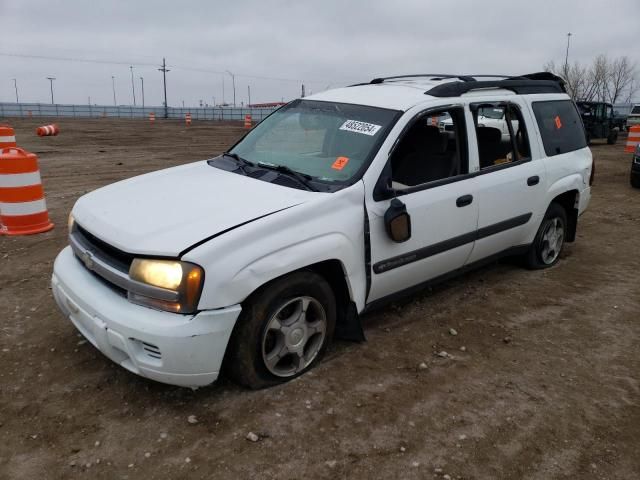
[1,0,638,107]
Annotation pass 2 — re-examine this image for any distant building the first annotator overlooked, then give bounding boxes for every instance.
[248,102,287,108]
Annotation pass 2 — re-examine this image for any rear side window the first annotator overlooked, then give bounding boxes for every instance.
[532,100,587,156]
[632,106,640,114]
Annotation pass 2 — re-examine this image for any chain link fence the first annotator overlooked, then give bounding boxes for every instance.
[0,102,278,122]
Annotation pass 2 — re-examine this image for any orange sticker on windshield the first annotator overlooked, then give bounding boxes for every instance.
[332,156,349,170]
[554,115,562,129]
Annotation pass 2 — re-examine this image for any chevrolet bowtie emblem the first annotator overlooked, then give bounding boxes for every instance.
[81,250,94,270]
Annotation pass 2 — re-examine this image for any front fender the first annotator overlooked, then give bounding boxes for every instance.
[185,182,366,311]
[231,233,365,310]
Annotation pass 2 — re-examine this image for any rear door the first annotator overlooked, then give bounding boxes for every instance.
[466,98,545,264]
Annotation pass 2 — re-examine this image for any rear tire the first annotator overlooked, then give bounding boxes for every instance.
[607,131,618,145]
[224,271,336,389]
[525,203,568,269]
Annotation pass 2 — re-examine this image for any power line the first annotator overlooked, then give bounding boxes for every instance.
[0,52,158,67]
[0,51,358,85]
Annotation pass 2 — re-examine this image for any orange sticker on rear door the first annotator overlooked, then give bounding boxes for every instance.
[332,156,349,170]
[554,115,562,129]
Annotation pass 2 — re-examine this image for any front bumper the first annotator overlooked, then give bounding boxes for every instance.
[52,246,241,388]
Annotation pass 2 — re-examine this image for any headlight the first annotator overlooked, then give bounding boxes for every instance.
[68,213,75,233]
[128,259,204,314]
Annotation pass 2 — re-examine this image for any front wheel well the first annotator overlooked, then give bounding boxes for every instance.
[550,190,579,242]
[241,259,363,341]
[305,260,363,340]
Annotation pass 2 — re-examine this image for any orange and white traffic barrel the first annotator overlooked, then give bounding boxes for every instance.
[0,147,54,235]
[36,124,60,137]
[149,112,156,123]
[185,113,192,126]
[625,126,640,153]
[244,114,252,129]
[0,125,17,149]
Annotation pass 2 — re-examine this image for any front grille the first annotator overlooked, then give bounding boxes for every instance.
[74,224,133,273]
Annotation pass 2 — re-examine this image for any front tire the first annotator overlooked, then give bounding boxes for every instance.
[631,173,640,189]
[525,203,567,269]
[224,271,336,389]
[607,131,618,145]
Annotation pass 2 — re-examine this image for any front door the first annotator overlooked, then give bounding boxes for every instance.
[366,106,479,303]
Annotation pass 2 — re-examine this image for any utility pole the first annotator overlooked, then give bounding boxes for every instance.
[129,66,136,106]
[139,77,145,108]
[12,78,19,103]
[247,85,251,106]
[564,32,572,75]
[112,75,117,105]
[301,83,306,98]
[222,75,225,105]
[46,77,56,104]
[226,70,236,106]
[158,58,170,119]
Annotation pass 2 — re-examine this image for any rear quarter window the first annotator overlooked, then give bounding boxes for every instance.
[532,100,587,157]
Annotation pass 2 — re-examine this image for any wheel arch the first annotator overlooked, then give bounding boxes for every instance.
[550,189,580,242]
[241,258,365,342]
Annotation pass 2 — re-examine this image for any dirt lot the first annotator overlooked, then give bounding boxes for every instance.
[0,118,638,479]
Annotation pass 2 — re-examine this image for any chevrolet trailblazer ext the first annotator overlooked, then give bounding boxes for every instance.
[52,73,592,389]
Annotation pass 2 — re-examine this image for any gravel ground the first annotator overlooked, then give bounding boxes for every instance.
[0,118,638,479]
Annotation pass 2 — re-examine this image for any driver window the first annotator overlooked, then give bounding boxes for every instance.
[390,107,468,190]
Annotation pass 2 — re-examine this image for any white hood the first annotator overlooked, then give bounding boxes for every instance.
[73,161,318,256]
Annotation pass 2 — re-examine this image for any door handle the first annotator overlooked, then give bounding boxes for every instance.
[527,176,540,186]
[456,194,473,207]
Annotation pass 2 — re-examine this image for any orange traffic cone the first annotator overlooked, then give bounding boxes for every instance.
[0,125,17,149]
[149,112,156,123]
[185,113,192,126]
[244,114,252,129]
[36,124,60,137]
[0,147,54,235]
[625,126,640,153]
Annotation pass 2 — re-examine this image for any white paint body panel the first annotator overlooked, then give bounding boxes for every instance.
[73,161,318,256]
[52,82,593,387]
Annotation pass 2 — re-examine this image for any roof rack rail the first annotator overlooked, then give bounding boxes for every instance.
[368,74,473,84]
[425,72,567,97]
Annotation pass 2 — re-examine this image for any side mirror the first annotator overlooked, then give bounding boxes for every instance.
[384,198,411,243]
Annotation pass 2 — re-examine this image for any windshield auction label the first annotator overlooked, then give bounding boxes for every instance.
[339,120,382,136]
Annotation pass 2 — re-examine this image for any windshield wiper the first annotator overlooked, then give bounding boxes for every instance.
[257,162,318,192]
[223,152,255,174]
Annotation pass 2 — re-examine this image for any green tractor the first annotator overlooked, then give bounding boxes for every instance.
[576,101,619,144]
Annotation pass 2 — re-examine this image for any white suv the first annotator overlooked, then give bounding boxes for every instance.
[52,73,593,389]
